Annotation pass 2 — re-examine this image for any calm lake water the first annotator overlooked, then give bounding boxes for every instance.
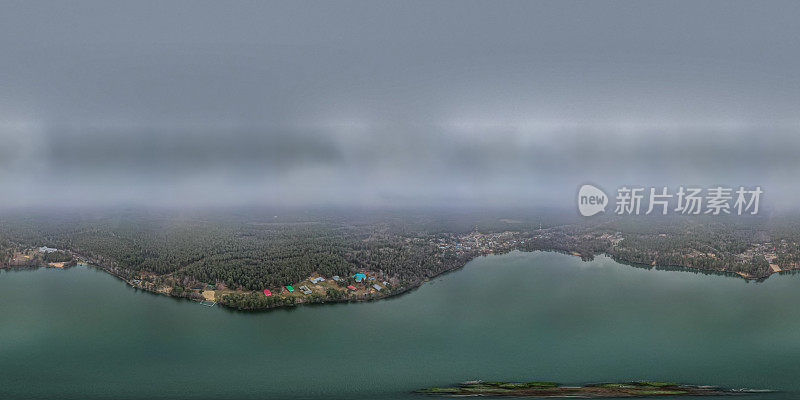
[2,251,798,399]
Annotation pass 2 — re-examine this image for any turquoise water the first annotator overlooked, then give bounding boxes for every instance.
[1,251,797,399]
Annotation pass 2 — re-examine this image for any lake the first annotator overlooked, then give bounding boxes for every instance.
[2,251,799,399]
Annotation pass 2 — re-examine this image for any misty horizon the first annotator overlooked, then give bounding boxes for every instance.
[3,1,800,210]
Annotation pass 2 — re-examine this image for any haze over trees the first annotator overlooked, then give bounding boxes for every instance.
[0,208,795,309]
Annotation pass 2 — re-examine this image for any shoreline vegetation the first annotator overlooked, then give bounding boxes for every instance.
[2,212,800,311]
[416,380,769,397]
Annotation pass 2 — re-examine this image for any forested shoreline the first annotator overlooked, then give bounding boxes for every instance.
[1,209,798,310]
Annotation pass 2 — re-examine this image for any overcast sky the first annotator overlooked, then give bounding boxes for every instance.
[2,1,800,210]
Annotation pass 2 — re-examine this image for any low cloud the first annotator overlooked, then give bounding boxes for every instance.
[2,1,800,210]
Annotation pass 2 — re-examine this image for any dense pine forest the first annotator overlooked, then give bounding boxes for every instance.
[1,208,798,309]
[0,208,560,293]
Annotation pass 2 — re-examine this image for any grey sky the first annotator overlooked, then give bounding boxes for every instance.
[2,1,800,209]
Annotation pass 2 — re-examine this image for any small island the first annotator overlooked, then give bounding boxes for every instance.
[417,380,760,397]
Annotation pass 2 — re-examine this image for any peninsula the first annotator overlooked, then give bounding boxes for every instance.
[2,210,800,311]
